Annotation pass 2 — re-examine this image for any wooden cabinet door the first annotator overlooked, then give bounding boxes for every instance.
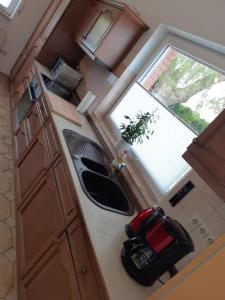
[14,120,28,161]
[44,121,60,163]
[11,81,24,109]
[17,169,65,278]
[74,2,101,43]
[76,3,120,54]
[68,218,108,300]
[38,95,49,125]
[82,4,120,53]
[96,8,147,69]
[15,130,50,206]
[11,90,21,110]
[19,233,81,300]
[54,159,78,225]
[26,103,42,143]
[183,110,225,201]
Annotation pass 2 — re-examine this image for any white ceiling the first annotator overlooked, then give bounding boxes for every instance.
[0,0,51,75]
[121,0,225,49]
[1,0,225,76]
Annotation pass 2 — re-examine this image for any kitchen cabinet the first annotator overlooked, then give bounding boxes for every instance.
[38,95,49,125]
[11,65,36,110]
[68,218,108,300]
[14,119,29,161]
[11,82,24,110]
[15,130,51,206]
[75,2,120,55]
[44,120,61,163]
[26,104,42,143]
[19,233,81,300]
[183,109,225,201]
[74,2,103,43]
[53,158,79,225]
[17,169,65,278]
[13,101,43,164]
[74,1,148,70]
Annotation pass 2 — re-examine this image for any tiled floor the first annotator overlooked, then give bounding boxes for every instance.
[0,73,16,300]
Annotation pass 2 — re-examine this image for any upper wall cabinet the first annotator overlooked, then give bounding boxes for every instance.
[183,109,225,202]
[74,1,149,70]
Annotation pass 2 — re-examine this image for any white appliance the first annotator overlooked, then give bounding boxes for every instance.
[51,57,82,90]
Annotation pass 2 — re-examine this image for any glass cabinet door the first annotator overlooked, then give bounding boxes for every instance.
[83,10,115,52]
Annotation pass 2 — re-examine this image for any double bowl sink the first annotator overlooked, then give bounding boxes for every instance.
[64,129,134,216]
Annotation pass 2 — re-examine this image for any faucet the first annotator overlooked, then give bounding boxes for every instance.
[108,151,127,177]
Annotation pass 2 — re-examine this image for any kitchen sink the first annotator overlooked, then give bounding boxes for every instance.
[81,171,131,212]
[63,129,134,216]
[81,157,109,177]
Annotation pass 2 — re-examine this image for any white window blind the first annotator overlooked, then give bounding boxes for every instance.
[110,82,196,198]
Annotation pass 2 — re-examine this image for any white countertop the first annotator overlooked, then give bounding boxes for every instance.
[52,112,160,300]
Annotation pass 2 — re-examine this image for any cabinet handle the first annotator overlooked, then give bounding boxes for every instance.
[78,266,88,274]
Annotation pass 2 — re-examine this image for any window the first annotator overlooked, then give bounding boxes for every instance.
[0,0,12,7]
[109,46,225,198]
[0,0,21,18]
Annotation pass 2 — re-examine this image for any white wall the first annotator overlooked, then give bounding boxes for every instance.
[159,170,225,272]
[0,0,51,75]
[121,0,225,66]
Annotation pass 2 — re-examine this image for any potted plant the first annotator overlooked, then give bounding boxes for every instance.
[117,110,158,151]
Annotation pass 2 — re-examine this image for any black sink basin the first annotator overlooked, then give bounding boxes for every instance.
[63,129,134,216]
[81,171,132,214]
[81,157,109,177]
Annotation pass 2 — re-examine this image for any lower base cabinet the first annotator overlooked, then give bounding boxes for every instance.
[68,218,109,300]
[17,169,65,278]
[19,233,81,300]
[18,218,109,300]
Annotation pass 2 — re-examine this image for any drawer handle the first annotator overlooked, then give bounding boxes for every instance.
[79,266,88,274]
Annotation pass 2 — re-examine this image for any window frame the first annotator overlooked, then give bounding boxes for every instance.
[0,0,22,19]
[90,25,225,206]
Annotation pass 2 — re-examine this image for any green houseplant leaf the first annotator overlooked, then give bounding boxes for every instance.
[119,110,158,145]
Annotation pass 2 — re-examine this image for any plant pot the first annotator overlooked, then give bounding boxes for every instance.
[116,138,132,152]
